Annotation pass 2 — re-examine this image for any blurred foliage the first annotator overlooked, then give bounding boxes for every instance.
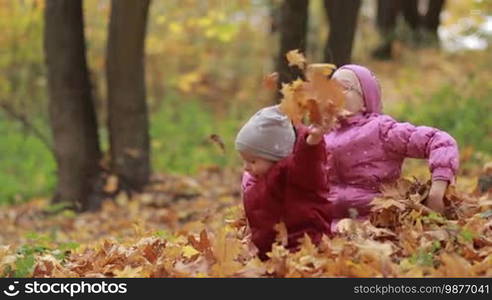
[150,92,244,175]
[393,84,492,154]
[391,81,492,180]
[442,0,492,28]
[84,0,275,110]
[0,0,46,116]
[0,115,55,205]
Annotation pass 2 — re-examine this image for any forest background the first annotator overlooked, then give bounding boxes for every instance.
[0,0,492,278]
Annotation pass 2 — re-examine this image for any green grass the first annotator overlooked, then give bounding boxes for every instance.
[0,115,55,205]
[0,94,246,205]
[390,84,492,154]
[150,93,243,174]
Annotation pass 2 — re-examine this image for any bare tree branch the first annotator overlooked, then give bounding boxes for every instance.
[0,100,54,154]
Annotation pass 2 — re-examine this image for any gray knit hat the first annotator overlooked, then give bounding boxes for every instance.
[235,105,295,161]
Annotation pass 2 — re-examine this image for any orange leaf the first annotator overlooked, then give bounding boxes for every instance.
[279,61,344,127]
[263,72,279,90]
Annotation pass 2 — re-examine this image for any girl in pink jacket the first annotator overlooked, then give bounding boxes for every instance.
[327,64,459,230]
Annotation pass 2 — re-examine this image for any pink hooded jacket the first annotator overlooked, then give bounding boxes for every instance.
[325,65,459,227]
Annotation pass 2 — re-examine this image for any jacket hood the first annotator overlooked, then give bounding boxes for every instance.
[337,64,382,114]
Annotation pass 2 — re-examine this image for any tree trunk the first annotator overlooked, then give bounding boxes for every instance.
[107,0,151,191]
[401,0,420,31]
[372,0,399,60]
[324,0,361,67]
[44,0,103,211]
[423,0,446,34]
[275,0,309,100]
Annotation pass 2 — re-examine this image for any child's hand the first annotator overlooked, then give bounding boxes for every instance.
[306,122,331,145]
[307,116,334,145]
[425,180,448,214]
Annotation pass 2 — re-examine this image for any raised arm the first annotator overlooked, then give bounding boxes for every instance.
[287,125,329,191]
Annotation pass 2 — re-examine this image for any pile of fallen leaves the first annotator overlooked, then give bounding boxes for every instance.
[1,166,491,277]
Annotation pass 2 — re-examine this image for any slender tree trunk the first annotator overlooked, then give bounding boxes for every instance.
[107,0,151,191]
[44,0,103,211]
[269,0,281,34]
[401,0,423,47]
[324,0,361,67]
[275,0,309,100]
[372,0,399,60]
[423,0,446,35]
[401,0,420,31]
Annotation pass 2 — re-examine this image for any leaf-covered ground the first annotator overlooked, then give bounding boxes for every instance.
[1,167,492,278]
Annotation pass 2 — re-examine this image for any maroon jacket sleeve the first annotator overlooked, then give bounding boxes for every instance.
[241,164,287,260]
[286,125,328,191]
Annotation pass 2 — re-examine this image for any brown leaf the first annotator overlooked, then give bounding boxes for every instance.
[273,222,288,247]
[104,175,119,193]
[263,72,279,90]
[209,134,226,153]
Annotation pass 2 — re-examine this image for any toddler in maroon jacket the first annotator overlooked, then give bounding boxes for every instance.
[235,105,332,260]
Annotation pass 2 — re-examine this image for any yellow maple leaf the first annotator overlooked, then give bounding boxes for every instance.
[304,65,344,126]
[114,265,144,278]
[279,79,308,125]
[286,49,306,70]
[182,245,200,259]
[306,63,336,77]
[279,58,344,127]
[236,257,267,277]
[211,228,243,277]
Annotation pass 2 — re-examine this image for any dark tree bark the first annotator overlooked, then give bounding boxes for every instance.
[401,0,420,31]
[373,0,446,59]
[107,0,151,191]
[373,0,399,60]
[323,0,361,67]
[423,0,446,34]
[269,0,281,34]
[275,0,309,97]
[44,0,103,211]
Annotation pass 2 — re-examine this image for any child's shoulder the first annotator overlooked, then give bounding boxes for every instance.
[372,113,396,123]
[369,113,401,129]
[341,113,397,130]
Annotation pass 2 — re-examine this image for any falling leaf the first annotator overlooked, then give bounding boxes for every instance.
[124,148,141,158]
[263,72,279,90]
[209,134,226,154]
[104,175,119,193]
[286,49,306,70]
